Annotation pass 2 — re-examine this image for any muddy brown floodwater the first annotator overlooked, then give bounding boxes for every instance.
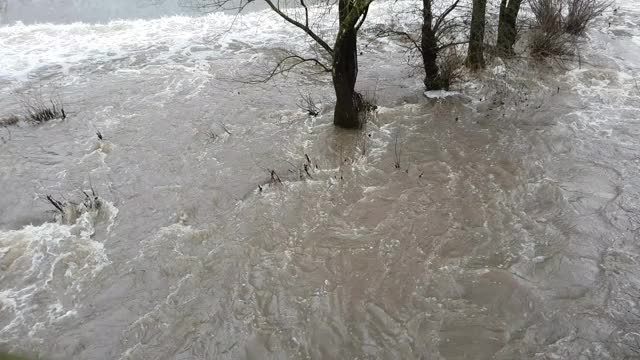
[1,1,640,359]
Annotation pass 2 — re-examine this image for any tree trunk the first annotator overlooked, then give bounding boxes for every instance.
[496,0,522,56]
[332,27,360,128]
[466,0,487,70]
[332,0,361,129]
[421,0,440,90]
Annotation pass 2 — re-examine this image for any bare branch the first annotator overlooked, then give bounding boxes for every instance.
[342,0,373,31]
[297,91,320,116]
[238,52,332,84]
[263,0,334,56]
[178,0,251,13]
[375,27,422,56]
[355,5,369,32]
[437,40,469,51]
[434,0,461,33]
[299,0,310,27]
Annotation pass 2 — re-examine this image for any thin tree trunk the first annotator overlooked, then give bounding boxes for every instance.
[497,0,522,56]
[421,0,440,90]
[466,0,487,69]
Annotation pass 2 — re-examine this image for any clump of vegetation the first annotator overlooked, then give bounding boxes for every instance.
[528,0,571,60]
[529,28,574,59]
[530,0,564,31]
[297,92,320,117]
[1,89,68,127]
[435,50,465,91]
[355,90,378,114]
[527,0,608,59]
[25,99,66,123]
[393,130,402,169]
[46,187,102,224]
[564,0,610,35]
[0,115,20,127]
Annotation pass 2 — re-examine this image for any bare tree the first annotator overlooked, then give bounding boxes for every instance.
[466,0,487,69]
[421,0,462,89]
[375,0,464,90]
[496,0,523,56]
[183,0,373,128]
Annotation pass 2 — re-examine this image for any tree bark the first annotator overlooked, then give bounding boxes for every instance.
[332,0,362,129]
[421,0,440,90]
[466,0,487,70]
[332,27,360,128]
[496,0,522,56]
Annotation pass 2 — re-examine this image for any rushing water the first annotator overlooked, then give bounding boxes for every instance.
[1,0,640,359]
[0,0,189,25]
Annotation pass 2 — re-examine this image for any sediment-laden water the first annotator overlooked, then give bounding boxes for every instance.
[1,1,639,359]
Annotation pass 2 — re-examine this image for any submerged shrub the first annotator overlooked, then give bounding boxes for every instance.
[529,29,574,59]
[530,0,564,32]
[527,0,605,60]
[564,0,610,35]
[46,188,102,224]
[529,0,610,38]
[355,90,378,114]
[436,50,464,91]
[26,100,66,123]
[0,115,20,126]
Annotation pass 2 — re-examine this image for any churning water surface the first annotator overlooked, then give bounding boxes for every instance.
[1,0,640,359]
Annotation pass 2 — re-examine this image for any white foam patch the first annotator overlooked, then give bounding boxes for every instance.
[0,200,118,342]
[424,90,464,99]
[0,0,446,84]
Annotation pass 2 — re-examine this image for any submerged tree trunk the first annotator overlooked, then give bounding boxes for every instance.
[421,0,440,90]
[332,27,360,128]
[496,0,522,56]
[186,0,371,129]
[332,0,363,129]
[466,0,487,69]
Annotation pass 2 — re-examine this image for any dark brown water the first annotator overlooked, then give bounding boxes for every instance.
[1,1,639,359]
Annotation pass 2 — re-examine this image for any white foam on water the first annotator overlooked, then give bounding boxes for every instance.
[423,90,464,99]
[0,0,428,84]
[0,199,118,342]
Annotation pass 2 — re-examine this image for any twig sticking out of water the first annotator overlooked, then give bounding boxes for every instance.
[270,170,282,184]
[297,91,320,117]
[303,164,313,179]
[46,195,65,213]
[81,185,101,210]
[394,132,402,169]
[219,123,232,135]
[45,185,102,223]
